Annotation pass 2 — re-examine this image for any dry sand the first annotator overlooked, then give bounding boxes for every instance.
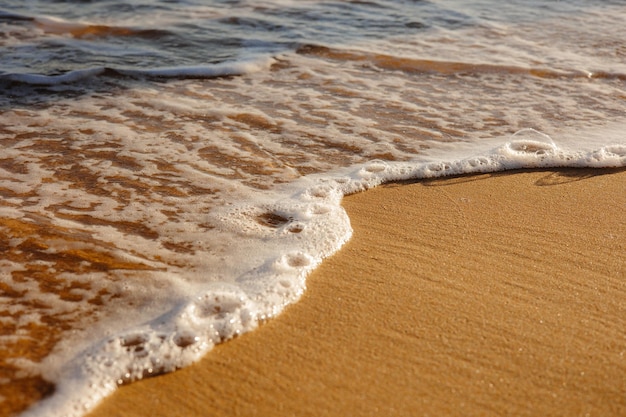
[87,168,626,417]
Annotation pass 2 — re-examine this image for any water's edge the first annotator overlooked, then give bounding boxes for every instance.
[20,132,626,417]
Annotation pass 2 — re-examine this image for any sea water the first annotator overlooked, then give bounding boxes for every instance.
[0,0,625,416]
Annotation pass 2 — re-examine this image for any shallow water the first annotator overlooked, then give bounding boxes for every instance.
[1,1,625,416]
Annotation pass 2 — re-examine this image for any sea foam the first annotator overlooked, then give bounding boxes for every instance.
[20,129,625,417]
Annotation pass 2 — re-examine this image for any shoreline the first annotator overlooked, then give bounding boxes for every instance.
[79,168,625,416]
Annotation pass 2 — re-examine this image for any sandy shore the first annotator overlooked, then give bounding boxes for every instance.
[86,168,626,417]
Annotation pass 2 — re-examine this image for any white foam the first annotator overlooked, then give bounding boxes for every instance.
[19,128,625,417]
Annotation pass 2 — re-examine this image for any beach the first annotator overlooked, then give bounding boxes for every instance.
[85,168,626,417]
[3,2,626,416]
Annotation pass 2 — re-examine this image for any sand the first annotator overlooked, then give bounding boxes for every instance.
[82,168,625,417]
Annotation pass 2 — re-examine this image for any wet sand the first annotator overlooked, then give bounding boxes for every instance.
[87,168,626,417]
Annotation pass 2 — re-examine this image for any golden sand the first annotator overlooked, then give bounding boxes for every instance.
[82,168,625,416]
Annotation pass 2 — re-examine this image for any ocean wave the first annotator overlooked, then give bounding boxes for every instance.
[34,15,173,39]
[0,10,33,22]
[297,44,626,80]
[0,57,276,86]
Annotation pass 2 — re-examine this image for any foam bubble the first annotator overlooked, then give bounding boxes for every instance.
[279,252,313,269]
[504,128,558,157]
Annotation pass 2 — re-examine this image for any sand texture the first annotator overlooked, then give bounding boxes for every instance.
[84,168,626,417]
